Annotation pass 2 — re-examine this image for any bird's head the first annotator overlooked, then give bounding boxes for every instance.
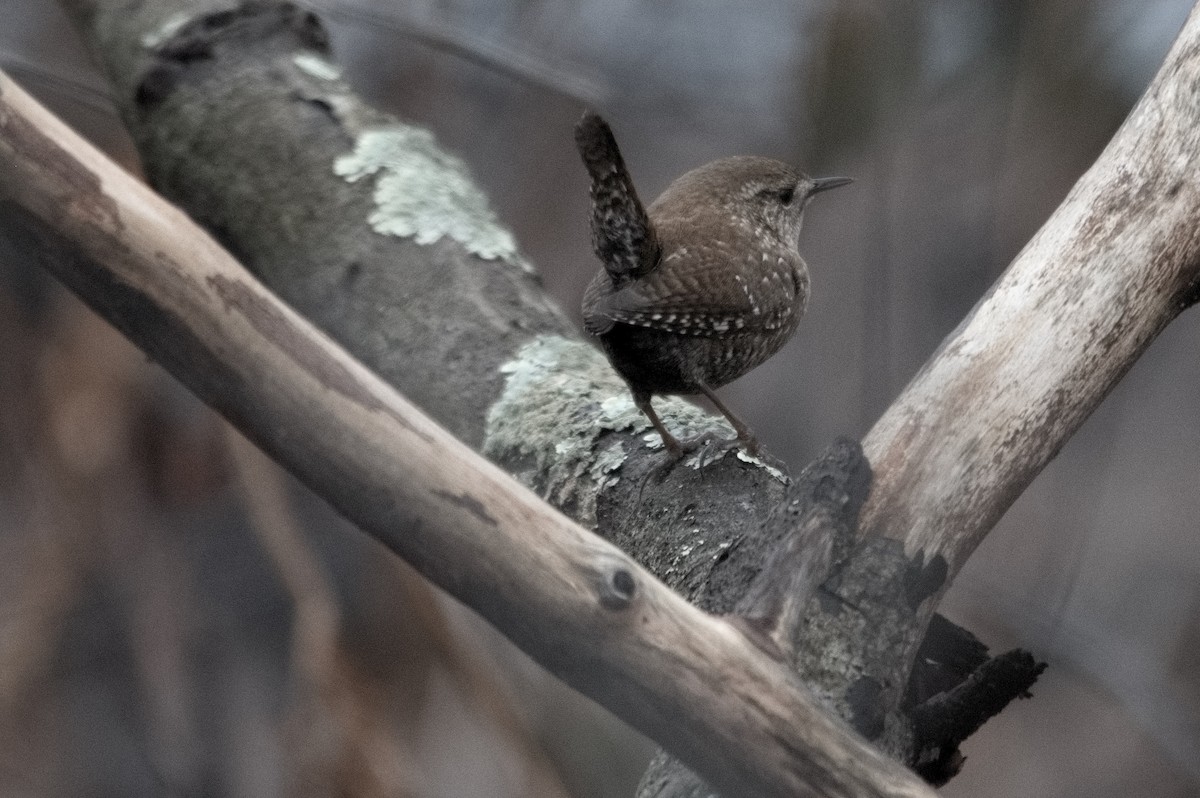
[653,156,852,248]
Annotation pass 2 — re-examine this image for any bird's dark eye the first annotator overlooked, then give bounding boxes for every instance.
[777,187,795,204]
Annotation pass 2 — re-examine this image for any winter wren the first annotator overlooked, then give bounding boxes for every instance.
[576,111,851,459]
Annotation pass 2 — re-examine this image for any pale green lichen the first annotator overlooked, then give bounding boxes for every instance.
[292,53,341,82]
[483,334,732,527]
[334,127,528,269]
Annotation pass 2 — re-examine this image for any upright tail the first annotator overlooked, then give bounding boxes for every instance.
[574,111,660,287]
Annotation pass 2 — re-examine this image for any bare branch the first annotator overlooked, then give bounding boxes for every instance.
[782,3,1200,765]
[860,5,1200,577]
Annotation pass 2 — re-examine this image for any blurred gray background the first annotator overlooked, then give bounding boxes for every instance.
[1,1,1198,796]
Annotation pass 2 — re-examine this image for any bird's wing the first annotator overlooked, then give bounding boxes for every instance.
[588,244,806,337]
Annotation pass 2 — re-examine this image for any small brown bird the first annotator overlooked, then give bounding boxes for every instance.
[576,111,850,459]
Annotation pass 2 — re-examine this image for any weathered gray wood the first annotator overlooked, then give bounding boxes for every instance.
[832,0,1200,713]
[861,4,1200,578]
[0,69,936,798]
[775,4,1200,766]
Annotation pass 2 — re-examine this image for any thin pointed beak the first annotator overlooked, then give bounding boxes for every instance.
[808,176,854,196]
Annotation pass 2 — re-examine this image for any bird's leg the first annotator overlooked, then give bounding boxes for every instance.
[633,391,686,458]
[633,385,757,460]
[634,389,727,460]
[630,388,780,509]
[630,391,691,509]
[695,383,759,455]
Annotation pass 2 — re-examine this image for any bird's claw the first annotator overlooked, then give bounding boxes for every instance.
[635,430,785,510]
[677,431,743,469]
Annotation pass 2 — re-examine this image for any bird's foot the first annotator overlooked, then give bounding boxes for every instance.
[635,442,690,507]
[634,431,788,510]
[633,435,703,509]
[732,437,791,480]
[678,431,790,477]
[650,429,751,481]
[677,431,743,469]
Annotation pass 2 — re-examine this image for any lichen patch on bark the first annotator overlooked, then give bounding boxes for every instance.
[483,334,725,527]
[333,126,529,269]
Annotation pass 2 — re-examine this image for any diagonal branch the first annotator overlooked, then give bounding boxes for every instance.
[828,0,1200,708]
[771,3,1200,770]
[860,3,1200,578]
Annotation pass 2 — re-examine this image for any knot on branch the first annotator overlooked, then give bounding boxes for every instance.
[598,564,639,611]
